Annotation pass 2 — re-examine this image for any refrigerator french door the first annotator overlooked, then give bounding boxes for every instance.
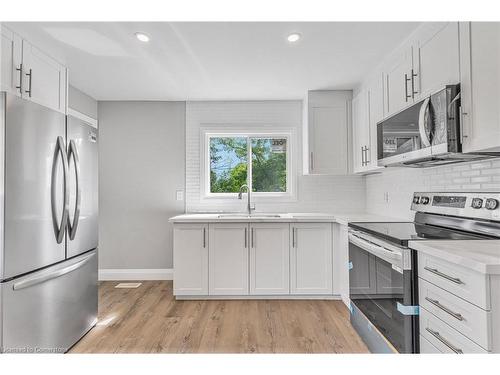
[0,92,98,353]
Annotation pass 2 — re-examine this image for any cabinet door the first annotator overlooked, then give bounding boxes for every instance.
[22,40,67,114]
[384,47,413,116]
[366,74,385,170]
[1,26,22,95]
[173,224,208,295]
[249,223,290,295]
[413,22,460,100]
[209,223,249,295]
[460,22,500,153]
[309,105,349,175]
[291,223,333,295]
[352,91,369,173]
[375,258,404,294]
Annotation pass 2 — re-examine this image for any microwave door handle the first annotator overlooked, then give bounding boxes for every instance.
[418,97,432,148]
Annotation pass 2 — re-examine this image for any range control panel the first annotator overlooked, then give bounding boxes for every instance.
[411,192,500,220]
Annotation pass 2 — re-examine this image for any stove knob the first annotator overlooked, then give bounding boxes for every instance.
[413,196,420,204]
[485,198,499,210]
[471,198,484,209]
[421,197,430,205]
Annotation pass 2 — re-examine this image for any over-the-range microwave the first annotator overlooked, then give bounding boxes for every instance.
[376,84,499,167]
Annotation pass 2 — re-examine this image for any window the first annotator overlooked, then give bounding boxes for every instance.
[207,134,290,196]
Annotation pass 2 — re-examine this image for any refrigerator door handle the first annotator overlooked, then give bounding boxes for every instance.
[67,139,82,240]
[51,136,70,244]
[12,252,95,290]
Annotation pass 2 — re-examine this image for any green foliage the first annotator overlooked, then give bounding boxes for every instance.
[210,137,286,193]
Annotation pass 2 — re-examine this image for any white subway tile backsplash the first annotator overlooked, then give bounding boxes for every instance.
[366,158,500,219]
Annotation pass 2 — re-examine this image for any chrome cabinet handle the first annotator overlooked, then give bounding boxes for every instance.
[13,252,95,290]
[404,73,412,101]
[411,69,418,97]
[361,147,365,166]
[25,68,32,97]
[51,136,70,244]
[310,152,314,172]
[15,63,23,93]
[425,297,464,321]
[203,227,206,248]
[292,227,296,248]
[426,328,463,354]
[365,146,370,165]
[251,228,255,248]
[244,227,247,248]
[67,140,81,240]
[424,266,464,285]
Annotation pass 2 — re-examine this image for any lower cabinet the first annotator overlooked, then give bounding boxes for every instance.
[209,223,249,295]
[290,223,333,295]
[250,223,290,295]
[173,221,335,297]
[173,224,209,295]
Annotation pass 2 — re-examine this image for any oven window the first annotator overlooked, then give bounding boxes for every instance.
[349,242,410,353]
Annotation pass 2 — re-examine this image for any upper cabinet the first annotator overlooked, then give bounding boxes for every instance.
[0,25,67,114]
[383,22,460,118]
[352,89,369,173]
[306,90,351,175]
[459,22,500,153]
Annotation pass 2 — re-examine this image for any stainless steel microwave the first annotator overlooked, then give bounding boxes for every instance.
[377,85,494,167]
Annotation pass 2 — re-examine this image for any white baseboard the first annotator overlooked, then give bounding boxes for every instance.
[99,268,173,281]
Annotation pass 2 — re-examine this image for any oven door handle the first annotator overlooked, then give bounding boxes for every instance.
[349,233,402,266]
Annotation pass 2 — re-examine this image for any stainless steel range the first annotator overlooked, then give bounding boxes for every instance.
[348,192,500,353]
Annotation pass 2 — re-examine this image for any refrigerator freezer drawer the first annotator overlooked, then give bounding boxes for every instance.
[0,250,98,353]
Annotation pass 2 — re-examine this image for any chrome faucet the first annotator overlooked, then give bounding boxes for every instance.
[238,184,255,215]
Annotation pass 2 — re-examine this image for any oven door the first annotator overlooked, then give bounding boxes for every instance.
[348,230,417,353]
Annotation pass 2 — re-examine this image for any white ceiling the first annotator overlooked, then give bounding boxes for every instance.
[6,22,420,101]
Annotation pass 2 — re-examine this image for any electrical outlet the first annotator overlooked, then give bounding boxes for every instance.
[176,190,184,201]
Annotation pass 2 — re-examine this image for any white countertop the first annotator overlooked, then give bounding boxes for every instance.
[409,240,500,275]
[169,212,403,224]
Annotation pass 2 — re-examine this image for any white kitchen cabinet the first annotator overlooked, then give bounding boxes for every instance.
[22,40,67,114]
[1,26,22,95]
[306,90,351,175]
[173,224,209,296]
[459,22,500,153]
[384,47,413,116]
[209,223,249,295]
[352,90,369,174]
[333,223,350,305]
[413,22,460,100]
[290,223,333,295]
[366,74,385,170]
[249,223,290,295]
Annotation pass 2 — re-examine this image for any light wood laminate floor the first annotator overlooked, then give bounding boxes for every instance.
[70,281,369,353]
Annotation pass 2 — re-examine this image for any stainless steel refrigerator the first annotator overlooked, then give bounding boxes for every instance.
[0,92,98,353]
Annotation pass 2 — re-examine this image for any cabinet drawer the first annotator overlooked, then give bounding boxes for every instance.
[419,278,491,350]
[419,334,442,353]
[420,308,488,353]
[418,252,490,309]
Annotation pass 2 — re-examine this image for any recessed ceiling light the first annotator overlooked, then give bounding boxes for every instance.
[287,33,301,43]
[135,32,150,43]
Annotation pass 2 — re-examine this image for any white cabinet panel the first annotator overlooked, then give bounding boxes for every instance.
[367,74,385,169]
[307,91,351,175]
[290,223,333,295]
[249,223,290,295]
[352,90,369,174]
[22,40,67,114]
[413,22,460,100]
[460,22,500,153]
[209,223,249,295]
[333,223,350,305]
[173,224,208,295]
[384,47,413,116]
[1,26,22,95]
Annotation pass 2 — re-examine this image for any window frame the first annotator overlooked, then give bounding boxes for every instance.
[200,127,296,201]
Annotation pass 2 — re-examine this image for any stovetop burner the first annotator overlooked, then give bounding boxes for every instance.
[349,221,488,246]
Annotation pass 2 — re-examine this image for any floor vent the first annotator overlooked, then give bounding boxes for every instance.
[115,282,142,289]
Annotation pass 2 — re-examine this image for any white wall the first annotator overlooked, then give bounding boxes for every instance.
[185,100,366,213]
[365,158,500,220]
[98,101,185,270]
